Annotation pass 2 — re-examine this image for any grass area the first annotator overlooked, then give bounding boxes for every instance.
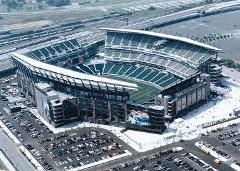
[220,58,240,71]
[130,84,160,103]
[0,0,109,26]
[105,75,160,103]
[0,2,49,13]
[0,7,107,26]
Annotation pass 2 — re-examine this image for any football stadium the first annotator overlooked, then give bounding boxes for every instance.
[11,28,222,133]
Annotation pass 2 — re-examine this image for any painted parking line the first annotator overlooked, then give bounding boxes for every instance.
[122,8,132,12]
[152,3,162,9]
[136,6,149,10]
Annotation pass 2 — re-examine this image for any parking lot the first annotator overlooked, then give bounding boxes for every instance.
[0,76,240,171]
[0,110,134,171]
[105,145,230,171]
[1,111,53,141]
[24,128,131,171]
[0,77,135,171]
[102,124,240,171]
[201,123,240,162]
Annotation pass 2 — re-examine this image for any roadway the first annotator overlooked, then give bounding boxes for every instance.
[0,2,211,59]
[0,129,37,171]
[0,0,235,61]
[0,0,205,16]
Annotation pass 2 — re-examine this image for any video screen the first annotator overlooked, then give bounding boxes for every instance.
[127,110,150,126]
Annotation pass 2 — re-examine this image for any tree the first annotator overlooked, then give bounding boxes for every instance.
[221,59,236,68]
[4,0,18,9]
[38,4,43,10]
[47,0,54,6]
[54,0,70,7]
[47,0,71,7]
[205,0,213,3]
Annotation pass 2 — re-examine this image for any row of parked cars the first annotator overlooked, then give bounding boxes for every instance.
[218,129,240,140]
[13,113,44,139]
[37,130,127,170]
[182,152,215,171]
[25,144,53,171]
[1,117,24,142]
[203,142,230,160]
[29,113,53,135]
[106,148,176,171]
[231,138,240,146]
[202,117,238,129]
[43,131,113,151]
[48,141,121,159]
[147,161,172,171]
[38,133,69,145]
[63,150,127,171]
[167,155,195,171]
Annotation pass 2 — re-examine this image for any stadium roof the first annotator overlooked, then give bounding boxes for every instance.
[11,53,138,91]
[101,28,221,51]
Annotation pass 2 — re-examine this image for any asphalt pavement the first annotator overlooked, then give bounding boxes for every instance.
[0,129,37,171]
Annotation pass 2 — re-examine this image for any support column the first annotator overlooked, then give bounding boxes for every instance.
[92,99,96,119]
[77,98,80,117]
[186,94,188,109]
[175,99,178,115]
[196,88,199,103]
[62,101,66,122]
[108,102,112,121]
[124,103,128,123]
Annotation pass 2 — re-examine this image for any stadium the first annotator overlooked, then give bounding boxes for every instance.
[11,28,222,133]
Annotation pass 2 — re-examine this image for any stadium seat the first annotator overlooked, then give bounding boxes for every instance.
[46,47,56,56]
[112,33,124,46]
[117,64,131,75]
[150,73,166,83]
[77,64,95,74]
[143,70,159,81]
[88,65,97,74]
[121,34,132,47]
[109,64,122,75]
[95,64,104,74]
[54,46,63,53]
[158,76,179,87]
[103,63,114,74]
[59,43,69,51]
[70,39,80,47]
[124,65,137,76]
[130,34,143,47]
[106,32,116,45]
[136,68,151,79]
[128,67,145,78]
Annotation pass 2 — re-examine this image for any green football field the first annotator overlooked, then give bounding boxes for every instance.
[105,76,161,103]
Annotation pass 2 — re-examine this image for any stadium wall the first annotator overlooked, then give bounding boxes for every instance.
[156,74,210,120]
[12,60,134,128]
